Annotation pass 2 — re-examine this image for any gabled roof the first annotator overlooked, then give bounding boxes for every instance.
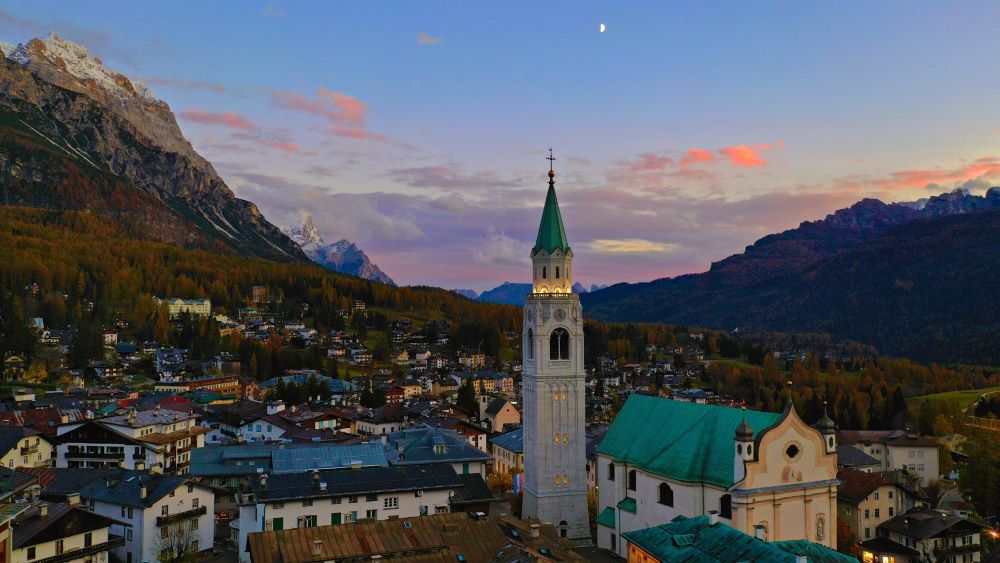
[485,398,511,417]
[12,502,120,550]
[878,507,984,539]
[838,429,940,448]
[77,468,191,508]
[596,395,782,488]
[622,515,856,563]
[532,181,571,256]
[0,426,41,455]
[837,469,895,504]
[384,424,490,465]
[838,444,880,468]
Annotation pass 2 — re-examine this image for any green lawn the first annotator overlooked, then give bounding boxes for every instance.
[905,386,1000,411]
[708,356,756,370]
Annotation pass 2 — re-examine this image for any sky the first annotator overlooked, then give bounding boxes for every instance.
[3,1,1000,291]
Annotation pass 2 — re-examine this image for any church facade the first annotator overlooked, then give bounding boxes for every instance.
[520,158,591,542]
[595,394,840,557]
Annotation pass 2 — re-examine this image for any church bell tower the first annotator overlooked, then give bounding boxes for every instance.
[521,150,590,543]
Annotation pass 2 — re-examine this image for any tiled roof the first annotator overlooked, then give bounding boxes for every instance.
[23,467,110,497]
[0,426,40,455]
[622,515,857,563]
[838,429,940,448]
[0,467,38,496]
[837,469,894,504]
[858,537,920,556]
[247,512,582,563]
[12,502,119,550]
[596,395,783,487]
[250,463,461,502]
[837,444,880,468]
[450,473,493,506]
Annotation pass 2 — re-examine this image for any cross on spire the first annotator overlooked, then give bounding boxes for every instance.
[547,148,556,171]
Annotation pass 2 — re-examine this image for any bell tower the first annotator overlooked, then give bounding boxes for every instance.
[521,150,590,543]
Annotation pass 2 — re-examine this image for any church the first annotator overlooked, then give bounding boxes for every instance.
[520,153,591,542]
[595,394,840,557]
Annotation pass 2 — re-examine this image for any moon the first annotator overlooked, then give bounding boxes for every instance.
[600,23,606,33]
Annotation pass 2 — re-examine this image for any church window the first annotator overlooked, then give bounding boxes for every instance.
[555,266,560,279]
[554,433,560,444]
[747,445,753,456]
[736,444,742,455]
[559,521,568,538]
[550,328,569,360]
[526,329,533,359]
[658,483,674,506]
[562,390,568,401]
[785,444,800,459]
[607,463,615,481]
[720,494,732,519]
[542,267,547,279]
[627,470,637,491]
[563,432,568,443]
[562,474,568,486]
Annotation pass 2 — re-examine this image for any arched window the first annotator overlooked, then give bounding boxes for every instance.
[555,266,560,279]
[658,483,674,506]
[720,494,732,519]
[607,462,615,481]
[550,328,569,360]
[526,329,533,359]
[627,469,637,491]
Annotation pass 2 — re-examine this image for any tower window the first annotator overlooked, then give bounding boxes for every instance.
[526,329,533,359]
[550,328,569,360]
[658,483,674,506]
[542,267,547,279]
[555,266,560,279]
[607,463,615,481]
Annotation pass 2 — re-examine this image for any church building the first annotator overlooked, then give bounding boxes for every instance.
[595,394,840,557]
[520,153,591,542]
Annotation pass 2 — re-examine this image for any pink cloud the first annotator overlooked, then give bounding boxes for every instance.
[622,152,673,173]
[330,124,389,141]
[417,32,442,45]
[266,87,393,142]
[680,148,716,166]
[262,140,300,153]
[719,144,768,167]
[179,109,257,130]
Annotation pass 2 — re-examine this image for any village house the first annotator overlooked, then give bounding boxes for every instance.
[0,427,54,469]
[596,395,840,557]
[154,297,212,318]
[383,424,492,477]
[480,397,521,432]
[10,499,124,563]
[490,427,524,477]
[838,430,942,485]
[861,507,985,563]
[837,468,926,545]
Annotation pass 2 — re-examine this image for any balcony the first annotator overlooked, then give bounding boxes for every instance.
[34,535,125,563]
[934,543,980,557]
[20,444,39,455]
[157,505,207,526]
[65,450,125,460]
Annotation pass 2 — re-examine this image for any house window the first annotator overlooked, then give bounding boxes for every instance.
[303,499,313,507]
[720,494,732,519]
[297,515,317,528]
[610,534,616,552]
[526,329,533,359]
[875,508,880,518]
[550,328,569,360]
[187,484,194,493]
[333,497,342,504]
[189,519,199,531]
[56,540,64,555]
[127,529,133,541]
[366,494,378,502]
[889,507,894,516]
[27,547,35,560]
[658,483,674,506]
[875,491,880,500]
[607,463,615,481]
[384,497,399,509]
[888,491,894,499]
[864,509,870,519]
[193,498,199,509]
[366,509,378,519]
[162,506,169,516]
[864,527,871,539]
[627,470,637,491]
[349,496,358,504]
[85,532,93,547]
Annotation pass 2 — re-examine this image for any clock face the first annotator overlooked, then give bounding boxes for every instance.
[555,308,567,321]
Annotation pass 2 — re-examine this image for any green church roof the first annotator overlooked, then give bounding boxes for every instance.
[596,394,783,488]
[623,515,858,563]
[596,507,616,528]
[617,497,637,513]
[532,180,571,256]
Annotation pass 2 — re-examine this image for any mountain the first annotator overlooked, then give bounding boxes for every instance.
[0,33,305,260]
[476,281,591,305]
[583,188,1000,363]
[451,289,479,300]
[286,214,396,286]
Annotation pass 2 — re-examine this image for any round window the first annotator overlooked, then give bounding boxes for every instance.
[785,444,800,459]
[736,444,743,455]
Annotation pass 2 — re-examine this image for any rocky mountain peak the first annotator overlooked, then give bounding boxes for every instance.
[285,215,396,286]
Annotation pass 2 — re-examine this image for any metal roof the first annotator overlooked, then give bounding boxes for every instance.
[532,180,571,256]
[596,395,783,488]
[271,443,387,473]
[250,463,462,502]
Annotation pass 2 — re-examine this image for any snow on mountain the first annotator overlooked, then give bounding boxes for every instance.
[452,289,479,300]
[287,214,396,286]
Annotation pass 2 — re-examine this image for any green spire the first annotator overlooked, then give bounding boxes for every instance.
[532,161,571,256]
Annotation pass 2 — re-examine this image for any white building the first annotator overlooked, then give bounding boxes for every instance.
[77,469,215,563]
[520,157,590,542]
[155,298,212,318]
[237,464,463,562]
[838,429,941,485]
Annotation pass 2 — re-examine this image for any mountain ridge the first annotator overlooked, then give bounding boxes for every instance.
[286,214,396,286]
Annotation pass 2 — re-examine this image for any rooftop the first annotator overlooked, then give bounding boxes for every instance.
[384,424,491,465]
[837,444,881,468]
[250,463,462,502]
[878,507,984,539]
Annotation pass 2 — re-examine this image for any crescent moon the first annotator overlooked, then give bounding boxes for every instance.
[600,23,606,33]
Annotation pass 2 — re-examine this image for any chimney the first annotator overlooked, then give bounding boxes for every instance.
[67,493,80,506]
[259,474,268,488]
[312,540,323,557]
[753,525,766,540]
[39,504,48,519]
[140,484,147,499]
[312,470,321,486]
[529,523,540,538]
[707,510,719,526]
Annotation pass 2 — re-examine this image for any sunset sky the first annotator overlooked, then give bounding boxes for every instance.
[3,1,1000,290]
